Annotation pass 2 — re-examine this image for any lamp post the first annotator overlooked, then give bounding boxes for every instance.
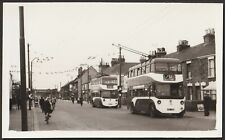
[30,56,54,94]
[29,57,38,110]
[30,57,38,94]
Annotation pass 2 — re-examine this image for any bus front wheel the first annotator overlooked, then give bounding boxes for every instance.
[98,101,103,108]
[149,104,157,118]
[113,105,118,108]
[92,102,95,107]
[176,111,185,118]
[130,103,136,114]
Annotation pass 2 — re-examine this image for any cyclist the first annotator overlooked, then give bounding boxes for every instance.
[43,97,53,123]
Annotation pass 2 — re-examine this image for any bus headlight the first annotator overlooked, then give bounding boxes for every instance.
[180,101,184,105]
[103,98,105,102]
[115,99,118,102]
[157,100,161,104]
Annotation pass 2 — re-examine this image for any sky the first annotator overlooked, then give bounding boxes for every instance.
[3,2,223,89]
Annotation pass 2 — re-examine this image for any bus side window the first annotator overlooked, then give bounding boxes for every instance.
[130,70,133,78]
[151,63,155,72]
[151,84,156,96]
[147,86,151,96]
[133,69,135,77]
[146,65,150,73]
[142,66,146,74]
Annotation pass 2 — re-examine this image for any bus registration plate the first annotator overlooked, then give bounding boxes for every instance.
[167,108,174,111]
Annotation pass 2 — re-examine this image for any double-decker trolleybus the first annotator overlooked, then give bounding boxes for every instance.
[90,76,119,108]
[127,58,185,117]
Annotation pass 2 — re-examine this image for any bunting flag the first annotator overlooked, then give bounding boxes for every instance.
[88,56,96,59]
[9,67,78,75]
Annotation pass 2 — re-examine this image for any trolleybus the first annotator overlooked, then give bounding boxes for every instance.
[90,76,119,108]
[127,58,185,117]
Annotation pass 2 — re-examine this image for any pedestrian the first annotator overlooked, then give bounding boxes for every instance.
[39,97,45,113]
[51,97,57,110]
[203,93,211,116]
[88,95,91,104]
[126,92,131,110]
[71,96,74,104]
[80,96,83,106]
[28,93,33,110]
[43,97,53,122]
[118,93,122,108]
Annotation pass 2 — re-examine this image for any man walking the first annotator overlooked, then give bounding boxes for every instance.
[80,96,83,106]
[203,93,211,116]
[39,97,45,113]
[28,93,33,110]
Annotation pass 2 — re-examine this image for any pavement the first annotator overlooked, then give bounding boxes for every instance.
[9,105,35,131]
[9,100,216,131]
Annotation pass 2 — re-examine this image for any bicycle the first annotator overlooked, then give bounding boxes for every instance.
[45,113,51,124]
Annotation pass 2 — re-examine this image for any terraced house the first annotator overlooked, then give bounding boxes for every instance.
[165,28,216,111]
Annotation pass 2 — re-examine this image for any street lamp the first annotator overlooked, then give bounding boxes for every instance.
[30,56,54,94]
[30,57,39,94]
[28,57,38,110]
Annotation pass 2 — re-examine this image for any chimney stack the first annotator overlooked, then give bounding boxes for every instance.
[99,59,110,73]
[155,47,167,57]
[78,67,83,76]
[203,28,215,44]
[177,40,190,52]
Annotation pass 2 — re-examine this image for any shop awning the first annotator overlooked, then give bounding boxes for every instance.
[203,81,216,90]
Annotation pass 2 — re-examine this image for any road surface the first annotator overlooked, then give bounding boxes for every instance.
[33,100,216,131]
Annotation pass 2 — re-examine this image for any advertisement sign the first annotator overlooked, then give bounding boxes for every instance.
[197,104,204,111]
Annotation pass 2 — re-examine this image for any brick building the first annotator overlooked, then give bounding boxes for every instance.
[77,66,98,101]
[164,28,216,111]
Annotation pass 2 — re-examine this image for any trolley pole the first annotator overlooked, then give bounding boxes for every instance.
[19,6,28,131]
[118,47,122,108]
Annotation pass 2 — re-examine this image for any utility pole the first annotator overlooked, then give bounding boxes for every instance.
[80,69,83,99]
[118,46,122,108]
[59,82,61,98]
[87,65,89,103]
[19,6,28,131]
[27,43,31,90]
[27,43,31,110]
